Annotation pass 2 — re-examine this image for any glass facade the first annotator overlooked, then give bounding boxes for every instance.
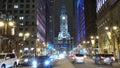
[75,0,86,45]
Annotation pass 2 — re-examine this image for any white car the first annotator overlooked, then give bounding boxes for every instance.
[0,53,18,68]
[72,54,86,63]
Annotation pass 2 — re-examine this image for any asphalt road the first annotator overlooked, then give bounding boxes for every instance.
[17,57,120,68]
[73,62,120,68]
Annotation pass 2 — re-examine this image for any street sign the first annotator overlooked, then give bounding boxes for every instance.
[61,44,68,48]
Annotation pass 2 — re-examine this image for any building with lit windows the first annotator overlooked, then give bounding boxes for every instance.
[75,0,97,45]
[96,0,120,59]
[0,0,46,55]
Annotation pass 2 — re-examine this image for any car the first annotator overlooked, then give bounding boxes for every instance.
[0,53,18,68]
[93,54,115,65]
[18,54,35,66]
[72,54,86,63]
[32,55,54,68]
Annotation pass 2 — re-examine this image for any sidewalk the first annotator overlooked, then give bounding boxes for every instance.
[54,58,75,68]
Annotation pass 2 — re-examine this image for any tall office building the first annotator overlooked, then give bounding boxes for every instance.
[75,0,97,45]
[0,0,46,55]
[46,0,55,44]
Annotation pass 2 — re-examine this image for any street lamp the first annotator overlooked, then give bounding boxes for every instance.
[18,32,30,55]
[105,26,120,60]
[19,32,30,40]
[0,21,4,27]
[90,35,99,54]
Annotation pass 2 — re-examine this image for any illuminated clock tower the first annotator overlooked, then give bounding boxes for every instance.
[57,0,72,53]
[58,0,71,41]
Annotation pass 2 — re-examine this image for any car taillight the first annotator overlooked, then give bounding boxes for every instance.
[101,56,104,59]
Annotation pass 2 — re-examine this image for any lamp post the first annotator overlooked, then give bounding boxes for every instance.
[90,35,99,55]
[18,32,30,55]
[105,26,120,60]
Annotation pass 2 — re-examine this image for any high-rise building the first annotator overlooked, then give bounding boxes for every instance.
[0,0,46,55]
[75,0,97,45]
[46,0,55,44]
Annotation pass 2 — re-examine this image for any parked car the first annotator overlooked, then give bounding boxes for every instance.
[18,54,35,66]
[93,54,115,65]
[32,55,54,68]
[0,53,18,68]
[72,54,86,63]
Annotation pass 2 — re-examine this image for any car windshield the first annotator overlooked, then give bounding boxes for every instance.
[0,55,5,59]
[75,54,84,57]
[37,56,49,60]
[21,55,34,59]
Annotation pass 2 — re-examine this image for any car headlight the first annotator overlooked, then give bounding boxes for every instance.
[44,60,50,66]
[32,60,37,67]
[50,58,54,61]
[24,59,28,62]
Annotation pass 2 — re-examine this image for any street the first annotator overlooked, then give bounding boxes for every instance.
[17,57,120,68]
[73,62,120,68]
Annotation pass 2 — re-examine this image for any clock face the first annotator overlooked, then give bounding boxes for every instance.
[62,16,65,20]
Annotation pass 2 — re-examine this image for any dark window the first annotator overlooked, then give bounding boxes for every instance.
[3,0,7,3]
[8,5,12,8]
[25,28,28,31]
[31,41,34,44]
[32,22,34,25]
[32,28,34,31]
[31,16,34,19]
[2,5,5,8]
[8,10,12,14]
[31,10,35,13]
[25,21,29,25]
[26,4,30,8]
[25,15,30,19]
[20,10,24,14]
[8,0,13,3]
[14,0,18,2]
[25,41,29,45]
[14,16,18,19]
[20,0,24,2]
[32,5,35,8]
[20,4,24,8]
[19,28,23,31]
[26,0,30,2]
[25,10,29,13]
[14,10,18,13]
[32,0,35,2]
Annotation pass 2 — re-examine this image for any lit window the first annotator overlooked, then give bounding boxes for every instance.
[14,4,19,8]
[20,23,24,26]
[19,16,24,20]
